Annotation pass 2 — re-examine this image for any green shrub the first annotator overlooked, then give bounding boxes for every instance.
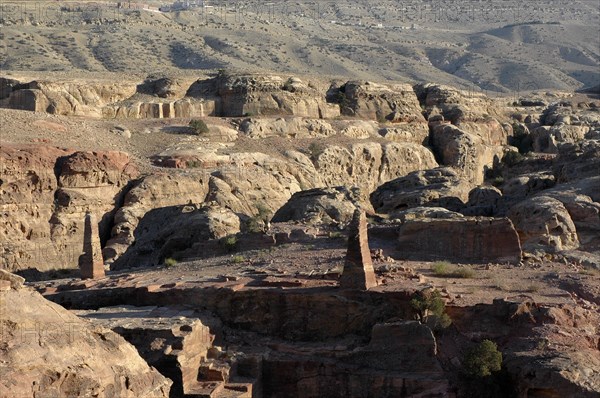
[231,255,245,264]
[189,119,210,135]
[328,231,345,239]
[410,289,446,323]
[463,340,503,377]
[431,262,475,278]
[245,203,272,233]
[502,150,524,166]
[220,234,238,252]
[164,257,178,268]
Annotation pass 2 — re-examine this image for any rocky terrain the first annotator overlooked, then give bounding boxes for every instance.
[0,0,598,92]
[1,69,599,397]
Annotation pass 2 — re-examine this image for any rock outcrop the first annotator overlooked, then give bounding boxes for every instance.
[370,167,472,214]
[396,217,522,263]
[215,74,339,118]
[111,204,240,270]
[6,79,137,117]
[103,174,209,265]
[508,196,580,253]
[430,123,504,184]
[0,144,138,272]
[271,187,364,225]
[0,279,172,397]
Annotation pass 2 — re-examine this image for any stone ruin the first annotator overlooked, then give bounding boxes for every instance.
[79,212,105,280]
[339,210,377,290]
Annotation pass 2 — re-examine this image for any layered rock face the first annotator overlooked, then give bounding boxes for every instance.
[4,79,137,117]
[0,277,172,397]
[396,217,522,264]
[450,298,600,398]
[215,74,340,118]
[0,144,138,272]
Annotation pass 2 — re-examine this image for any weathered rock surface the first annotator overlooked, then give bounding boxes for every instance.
[450,299,600,398]
[336,81,426,123]
[397,217,522,263]
[430,123,504,185]
[111,204,240,270]
[271,187,364,225]
[0,144,138,272]
[370,167,472,214]
[461,186,503,217]
[104,173,209,264]
[215,74,339,118]
[75,306,246,397]
[314,142,438,193]
[0,283,172,397]
[531,124,589,153]
[6,79,137,117]
[508,196,580,253]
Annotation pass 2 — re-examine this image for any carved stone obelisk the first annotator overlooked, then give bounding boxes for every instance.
[340,210,377,290]
[79,212,105,279]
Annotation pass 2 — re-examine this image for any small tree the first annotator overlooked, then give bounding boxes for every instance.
[463,340,503,377]
[410,288,452,330]
[189,119,209,135]
[410,288,445,323]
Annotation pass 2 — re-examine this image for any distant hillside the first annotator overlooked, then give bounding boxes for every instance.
[0,0,598,92]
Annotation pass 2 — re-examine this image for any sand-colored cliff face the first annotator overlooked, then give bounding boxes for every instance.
[0,277,172,397]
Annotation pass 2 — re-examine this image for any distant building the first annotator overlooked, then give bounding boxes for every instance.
[159,0,206,12]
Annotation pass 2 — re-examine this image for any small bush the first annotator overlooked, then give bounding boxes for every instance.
[431,261,450,275]
[245,204,272,233]
[189,119,210,135]
[231,255,245,264]
[307,142,326,160]
[164,257,178,268]
[463,340,503,377]
[220,234,238,252]
[329,231,345,239]
[431,262,475,278]
[502,150,524,166]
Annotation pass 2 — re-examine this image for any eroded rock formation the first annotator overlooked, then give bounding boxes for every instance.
[0,275,172,397]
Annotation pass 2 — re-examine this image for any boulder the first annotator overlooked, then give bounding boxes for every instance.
[336,81,426,123]
[531,125,588,153]
[0,285,172,397]
[370,167,471,214]
[553,140,600,183]
[508,196,579,252]
[461,186,503,216]
[272,187,364,225]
